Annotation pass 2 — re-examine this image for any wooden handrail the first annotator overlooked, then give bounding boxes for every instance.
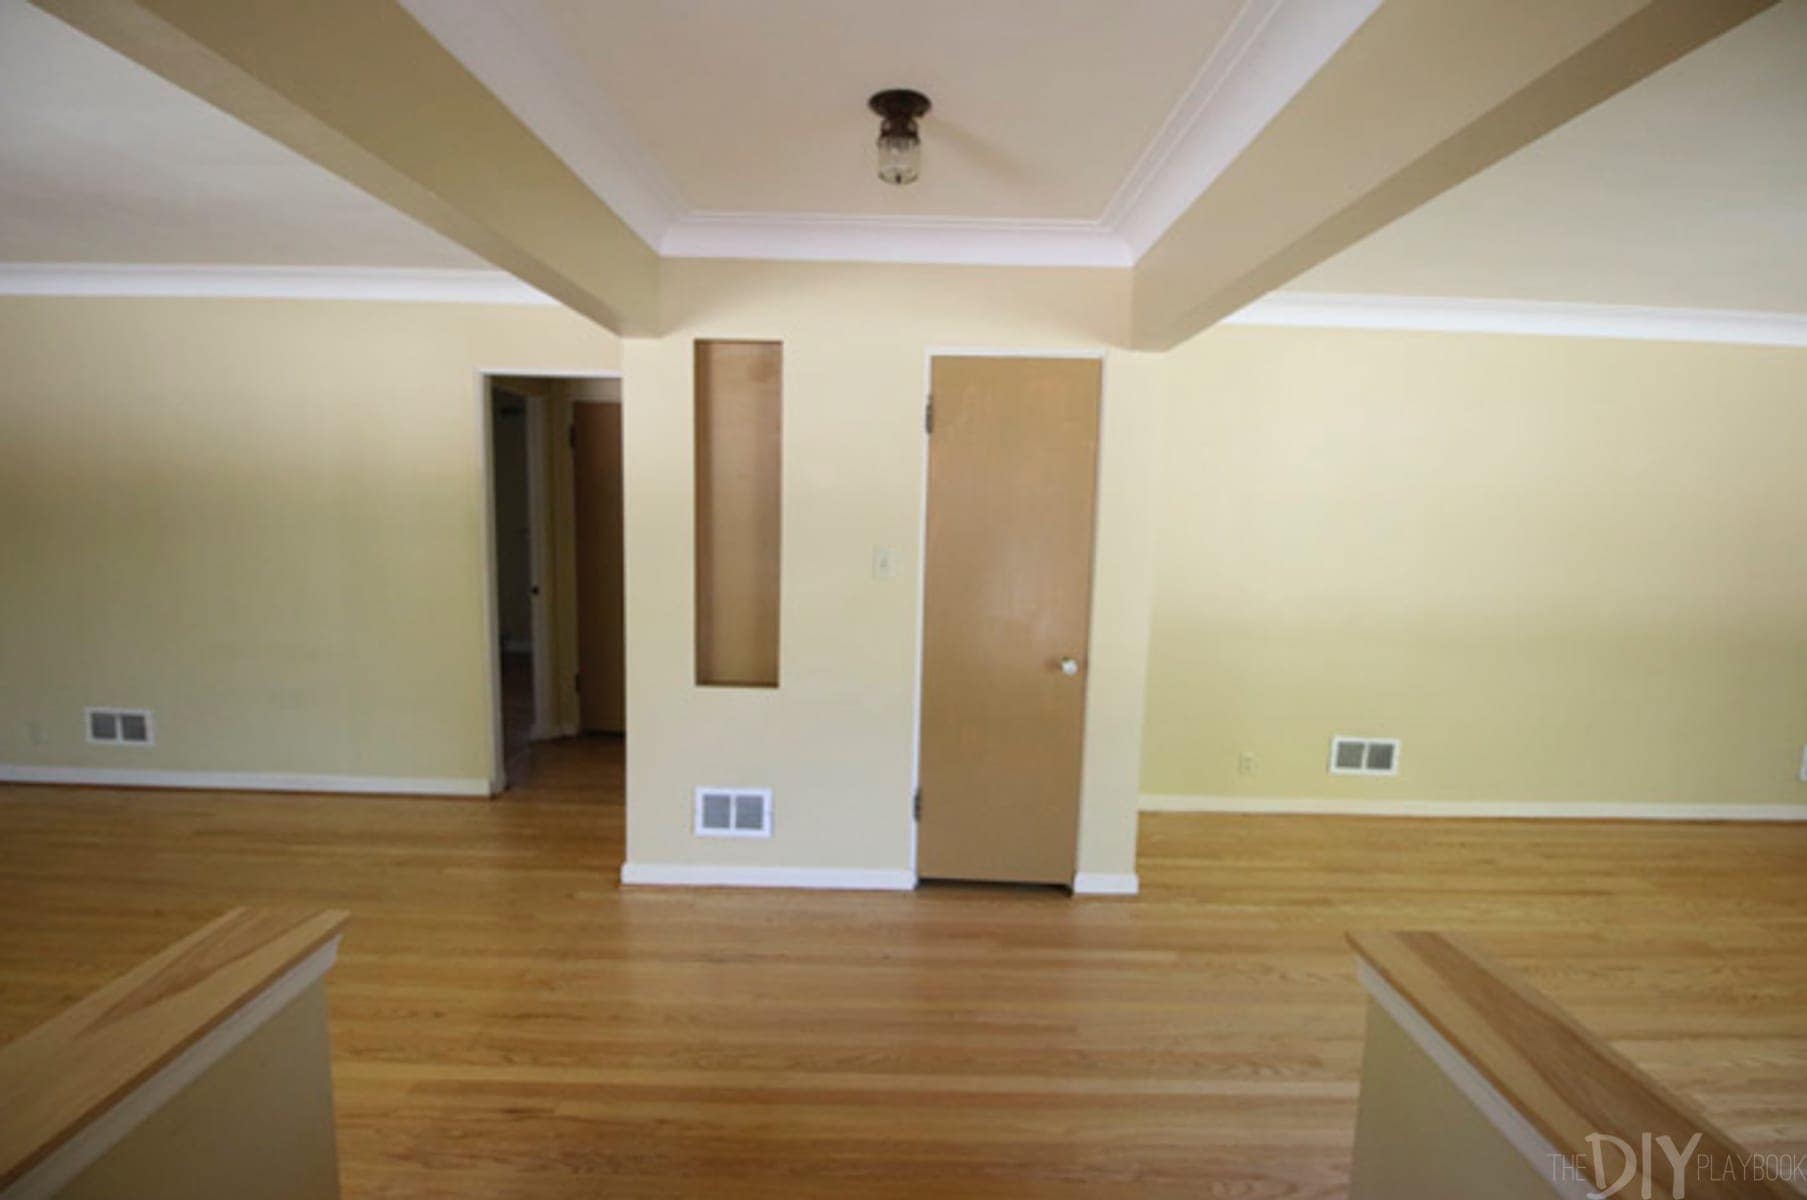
[1349,931,1799,1200]
[0,907,348,1189]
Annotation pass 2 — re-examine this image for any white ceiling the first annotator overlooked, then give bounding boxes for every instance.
[2,0,1801,323]
[400,0,1377,265]
[534,0,1243,220]
[0,0,480,268]
[1288,0,1807,315]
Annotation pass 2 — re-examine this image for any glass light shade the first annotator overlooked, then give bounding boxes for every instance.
[876,132,920,185]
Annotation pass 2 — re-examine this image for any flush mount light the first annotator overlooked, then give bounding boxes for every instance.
[869,88,931,186]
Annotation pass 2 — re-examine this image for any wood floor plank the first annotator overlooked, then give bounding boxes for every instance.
[0,762,1803,1197]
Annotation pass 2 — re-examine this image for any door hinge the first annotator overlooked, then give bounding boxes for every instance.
[913,788,922,821]
[574,671,582,695]
[924,397,933,435]
[568,422,576,449]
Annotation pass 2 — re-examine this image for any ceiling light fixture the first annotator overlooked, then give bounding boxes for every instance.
[869,88,931,186]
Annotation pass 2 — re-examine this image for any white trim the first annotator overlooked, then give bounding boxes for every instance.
[1141,793,1807,821]
[11,270,1802,350]
[0,263,555,306]
[0,765,489,797]
[662,213,1131,268]
[392,0,681,250]
[1354,959,1592,1200]
[479,372,507,795]
[620,863,916,891]
[2,937,342,1200]
[1072,872,1140,896]
[1226,292,1807,348]
[1105,0,1380,257]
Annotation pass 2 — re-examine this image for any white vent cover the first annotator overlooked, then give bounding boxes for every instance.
[694,787,772,838]
[86,707,154,746]
[1329,735,1399,776]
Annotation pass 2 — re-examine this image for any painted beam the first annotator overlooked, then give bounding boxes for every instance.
[1130,0,1774,351]
[32,0,659,334]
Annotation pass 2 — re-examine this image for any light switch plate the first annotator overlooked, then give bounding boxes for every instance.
[872,546,897,581]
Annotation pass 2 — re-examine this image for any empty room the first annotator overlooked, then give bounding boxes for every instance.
[0,1,1803,1197]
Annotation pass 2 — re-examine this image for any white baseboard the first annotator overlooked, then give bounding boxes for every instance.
[620,862,917,891]
[1140,793,1807,822]
[1072,872,1140,896]
[0,764,490,797]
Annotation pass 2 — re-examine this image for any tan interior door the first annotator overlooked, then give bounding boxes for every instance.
[917,356,1102,885]
[573,402,625,733]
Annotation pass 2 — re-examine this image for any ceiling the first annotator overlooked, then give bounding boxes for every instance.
[532,0,1243,220]
[2,0,1801,321]
[398,0,1377,265]
[1288,0,1807,314]
[0,0,479,267]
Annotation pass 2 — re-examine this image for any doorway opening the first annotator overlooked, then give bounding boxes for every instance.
[483,373,625,801]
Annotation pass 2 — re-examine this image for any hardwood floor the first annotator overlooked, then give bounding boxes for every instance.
[504,732,625,802]
[0,785,1802,1198]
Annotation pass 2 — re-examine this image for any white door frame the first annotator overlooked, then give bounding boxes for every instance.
[477,369,622,795]
[911,347,1109,880]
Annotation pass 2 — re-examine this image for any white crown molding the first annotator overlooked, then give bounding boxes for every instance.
[0,763,492,796]
[1103,0,1381,257]
[397,0,1374,268]
[10,268,1802,348]
[620,862,918,891]
[393,0,682,249]
[0,263,555,305]
[1142,793,1807,821]
[1224,292,1807,347]
[661,213,1132,268]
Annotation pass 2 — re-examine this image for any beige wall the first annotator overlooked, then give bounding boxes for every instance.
[623,259,1155,879]
[0,296,615,789]
[63,979,341,1200]
[1349,998,1560,1200]
[1144,325,1807,810]
[9,280,1797,882]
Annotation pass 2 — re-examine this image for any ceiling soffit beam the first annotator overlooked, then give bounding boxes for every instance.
[1130,0,1775,351]
[32,0,658,334]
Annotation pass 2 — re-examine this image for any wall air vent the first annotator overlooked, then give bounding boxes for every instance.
[1329,735,1399,777]
[695,787,772,838]
[86,707,154,746]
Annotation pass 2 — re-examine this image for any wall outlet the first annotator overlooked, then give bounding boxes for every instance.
[1237,750,1257,777]
[1799,745,1807,783]
[28,720,49,747]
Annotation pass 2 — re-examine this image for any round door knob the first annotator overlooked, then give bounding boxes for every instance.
[1059,657,1080,676]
